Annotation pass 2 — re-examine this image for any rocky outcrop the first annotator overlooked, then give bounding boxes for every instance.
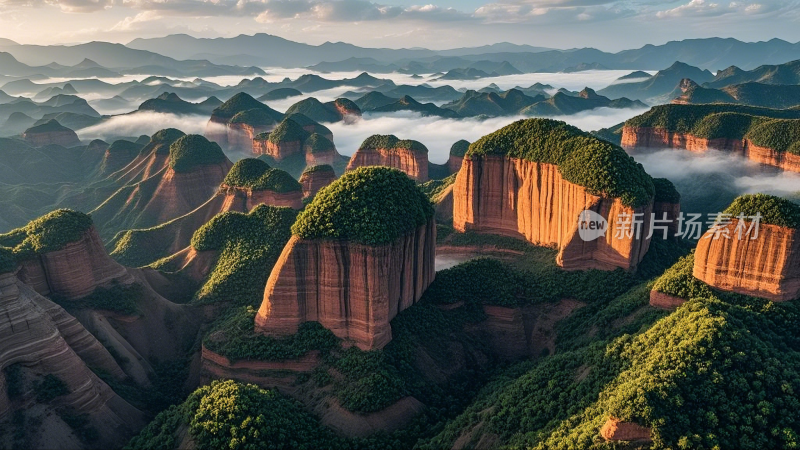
[346,136,429,182]
[621,126,800,173]
[17,226,135,300]
[253,136,304,161]
[204,93,284,151]
[649,290,686,310]
[434,185,454,223]
[255,219,436,350]
[22,120,80,147]
[299,166,336,198]
[653,200,681,239]
[202,345,320,372]
[600,417,652,443]
[448,154,464,174]
[693,220,800,301]
[453,156,653,271]
[0,271,142,447]
[220,185,303,210]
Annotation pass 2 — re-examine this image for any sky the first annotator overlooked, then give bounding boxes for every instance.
[0,0,799,51]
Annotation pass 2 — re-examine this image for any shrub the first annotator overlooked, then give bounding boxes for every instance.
[212,92,279,121]
[285,98,342,123]
[267,118,310,144]
[145,128,185,155]
[651,252,713,299]
[35,374,69,402]
[223,159,301,193]
[467,119,654,207]
[419,173,456,200]
[191,205,298,306]
[0,209,93,260]
[292,167,434,245]
[0,247,15,273]
[107,140,142,154]
[301,164,335,176]
[168,135,226,173]
[284,113,332,137]
[61,281,142,315]
[229,108,281,126]
[359,134,428,153]
[723,193,800,228]
[203,306,338,361]
[652,177,681,203]
[303,133,334,154]
[449,139,470,157]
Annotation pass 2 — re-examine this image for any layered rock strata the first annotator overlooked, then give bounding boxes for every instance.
[600,418,653,443]
[255,219,436,350]
[299,166,336,198]
[22,120,80,147]
[693,220,800,301]
[346,146,429,182]
[453,156,652,271]
[621,126,800,173]
[17,226,134,300]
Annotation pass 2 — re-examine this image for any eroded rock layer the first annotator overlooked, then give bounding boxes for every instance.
[346,147,429,182]
[17,226,134,300]
[453,156,652,271]
[600,417,653,443]
[621,126,800,172]
[255,219,436,350]
[299,169,336,198]
[693,220,800,301]
[220,186,303,210]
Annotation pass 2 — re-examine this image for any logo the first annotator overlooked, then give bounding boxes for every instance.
[578,210,608,241]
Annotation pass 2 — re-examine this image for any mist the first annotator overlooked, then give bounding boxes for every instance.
[630,148,800,217]
[77,112,208,141]
[328,107,648,164]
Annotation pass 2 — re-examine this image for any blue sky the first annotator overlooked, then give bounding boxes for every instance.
[0,0,798,50]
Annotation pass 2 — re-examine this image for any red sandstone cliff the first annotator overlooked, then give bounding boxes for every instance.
[447,154,464,174]
[219,185,303,210]
[299,168,336,198]
[621,126,800,172]
[693,219,800,301]
[346,147,429,182]
[0,271,143,447]
[255,219,436,350]
[252,138,304,161]
[17,226,135,300]
[452,156,652,271]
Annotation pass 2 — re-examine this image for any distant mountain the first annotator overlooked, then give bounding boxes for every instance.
[563,62,610,73]
[369,95,460,118]
[307,57,398,73]
[258,88,302,101]
[443,89,544,117]
[34,83,77,100]
[137,92,220,115]
[467,61,522,76]
[436,67,495,80]
[618,71,653,80]
[673,79,800,109]
[598,61,714,102]
[520,88,646,116]
[704,59,800,88]
[354,92,399,111]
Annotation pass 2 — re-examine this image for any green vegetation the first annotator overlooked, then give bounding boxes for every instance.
[467,119,654,207]
[55,281,142,315]
[168,134,227,173]
[359,134,428,153]
[303,133,334,154]
[5,363,23,400]
[652,177,681,203]
[211,92,281,121]
[146,128,185,155]
[0,246,15,273]
[285,97,343,123]
[204,307,338,361]
[724,193,800,228]
[449,139,470,157]
[107,140,142,154]
[34,374,69,402]
[127,380,342,450]
[419,173,456,201]
[592,122,624,146]
[223,158,301,193]
[266,118,310,144]
[301,164,335,176]
[626,104,800,154]
[284,113,332,137]
[292,167,434,245]
[334,98,359,113]
[651,252,712,299]
[0,209,92,260]
[191,205,298,306]
[229,108,281,126]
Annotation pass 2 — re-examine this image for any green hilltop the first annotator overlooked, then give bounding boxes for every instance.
[168,135,227,173]
[467,118,654,207]
[292,166,434,245]
[359,134,428,153]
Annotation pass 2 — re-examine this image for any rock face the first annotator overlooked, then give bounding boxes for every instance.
[693,220,800,301]
[0,271,142,447]
[299,166,336,198]
[255,219,436,350]
[453,156,652,271]
[346,136,429,182]
[204,93,284,151]
[220,185,303,210]
[600,417,652,443]
[17,226,135,300]
[22,120,81,147]
[649,290,687,310]
[447,154,464,174]
[653,200,681,239]
[253,136,304,161]
[621,126,800,173]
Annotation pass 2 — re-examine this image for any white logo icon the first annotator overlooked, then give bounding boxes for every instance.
[578,210,608,241]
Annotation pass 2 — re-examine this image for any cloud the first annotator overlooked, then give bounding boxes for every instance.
[473,1,635,24]
[654,0,783,18]
[78,111,208,139]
